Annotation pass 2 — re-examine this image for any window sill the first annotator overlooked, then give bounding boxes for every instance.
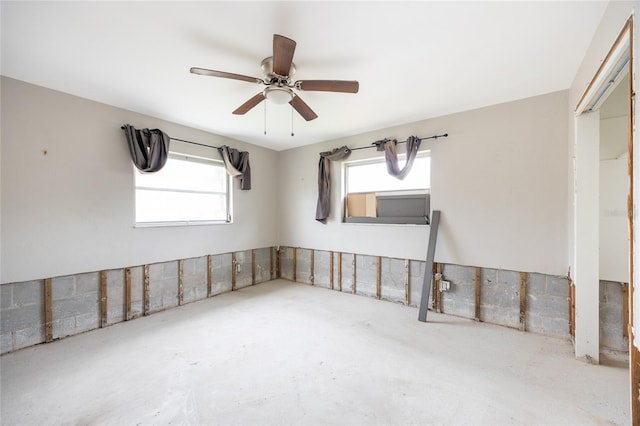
[343,216,430,225]
[134,220,231,228]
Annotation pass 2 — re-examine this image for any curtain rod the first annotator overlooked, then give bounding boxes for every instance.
[120,125,221,150]
[347,133,449,152]
[170,137,221,150]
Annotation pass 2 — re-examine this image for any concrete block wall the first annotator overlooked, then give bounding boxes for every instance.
[149,261,179,314]
[296,248,313,285]
[182,256,208,304]
[212,253,233,295]
[106,269,125,325]
[340,253,355,293]
[279,247,294,281]
[281,247,428,305]
[440,264,476,319]
[0,247,276,354]
[313,250,332,289]
[600,280,628,352]
[409,260,427,307]
[1,246,625,356]
[355,255,378,298]
[1,280,44,353]
[380,257,406,304]
[234,250,253,289]
[296,250,427,307]
[51,272,101,340]
[479,269,521,329]
[526,273,570,337]
[254,248,274,284]
[278,246,579,343]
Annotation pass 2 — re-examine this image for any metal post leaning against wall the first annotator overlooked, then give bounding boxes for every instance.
[418,210,441,322]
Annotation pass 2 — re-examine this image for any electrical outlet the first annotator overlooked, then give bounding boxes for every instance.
[440,280,451,291]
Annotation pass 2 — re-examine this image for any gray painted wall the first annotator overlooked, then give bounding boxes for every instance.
[277,91,569,277]
[1,77,279,283]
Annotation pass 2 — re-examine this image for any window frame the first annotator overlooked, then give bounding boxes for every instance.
[342,151,431,225]
[133,151,232,227]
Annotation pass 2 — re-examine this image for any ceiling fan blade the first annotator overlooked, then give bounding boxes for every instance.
[297,80,359,93]
[272,34,296,76]
[232,93,266,115]
[289,95,318,121]
[190,67,262,84]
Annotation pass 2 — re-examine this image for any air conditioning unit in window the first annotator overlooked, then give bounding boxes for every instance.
[344,190,430,225]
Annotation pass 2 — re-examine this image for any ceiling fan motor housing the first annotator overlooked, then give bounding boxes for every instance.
[261,57,296,84]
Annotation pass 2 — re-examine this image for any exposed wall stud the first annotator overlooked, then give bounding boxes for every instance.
[338,252,343,291]
[519,272,527,331]
[475,267,481,321]
[207,255,213,298]
[178,260,184,306]
[143,265,150,315]
[252,249,256,285]
[622,282,630,340]
[310,250,315,285]
[569,278,576,337]
[439,263,444,312]
[404,259,410,305]
[625,17,638,425]
[231,253,237,290]
[124,268,131,321]
[376,256,381,300]
[633,342,640,426]
[329,251,334,290]
[435,263,443,313]
[293,248,298,282]
[270,247,275,280]
[44,278,53,342]
[351,253,356,294]
[100,270,108,327]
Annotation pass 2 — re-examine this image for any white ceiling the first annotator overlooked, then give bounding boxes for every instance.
[1,1,608,151]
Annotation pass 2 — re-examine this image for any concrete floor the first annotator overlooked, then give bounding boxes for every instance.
[0,279,629,425]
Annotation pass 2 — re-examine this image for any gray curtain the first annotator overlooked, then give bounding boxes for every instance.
[316,146,351,223]
[374,136,421,179]
[123,124,170,172]
[218,145,251,190]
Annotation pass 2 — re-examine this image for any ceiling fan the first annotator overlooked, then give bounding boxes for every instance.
[190,34,359,121]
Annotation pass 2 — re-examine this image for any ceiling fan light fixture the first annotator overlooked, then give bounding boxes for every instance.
[264,86,293,105]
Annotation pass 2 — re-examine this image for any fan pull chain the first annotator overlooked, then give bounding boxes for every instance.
[263,100,267,135]
[291,105,294,137]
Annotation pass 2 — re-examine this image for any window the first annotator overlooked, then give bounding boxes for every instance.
[344,154,430,225]
[135,153,231,225]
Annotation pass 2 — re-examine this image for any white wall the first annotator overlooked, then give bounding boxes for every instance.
[600,154,630,283]
[574,111,601,362]
[568,0,637,288]
[278,91,569,276]
[600,106,630,283]
[1,77,279,283]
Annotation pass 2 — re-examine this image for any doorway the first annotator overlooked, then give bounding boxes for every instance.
[574,15,636,422]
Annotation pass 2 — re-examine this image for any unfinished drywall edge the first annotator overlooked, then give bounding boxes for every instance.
[0,247,276,355]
